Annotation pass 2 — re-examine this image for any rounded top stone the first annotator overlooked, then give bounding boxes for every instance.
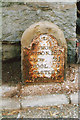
[21,21,67,49]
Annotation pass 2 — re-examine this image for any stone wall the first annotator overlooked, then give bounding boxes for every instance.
[2,2,77,61]
[76,1,80,63]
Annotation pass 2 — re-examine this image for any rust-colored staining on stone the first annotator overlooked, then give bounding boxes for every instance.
[23,34,65,83]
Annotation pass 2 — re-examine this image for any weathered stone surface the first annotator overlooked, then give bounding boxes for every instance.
[21,22,67,80]
[21,22,67,82]
[69,93,78,105]
[0,86,2,97]
[2,66,78,100]
[21,21,67,48]
[78,92,80,104]
[1,85,20,110]
[2,43,20,61]
[2,2,76,41]
[2,104,78,118]
[66,38,77,63]
[76,18,80,36]
[2,85,17,95]
[21,94,69,107]
[1,98,20,110]
[2,64,78,98]
[0,42,2,82]
[2,2,76,61]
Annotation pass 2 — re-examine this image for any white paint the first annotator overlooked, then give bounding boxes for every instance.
[37,35,54,78]
[32,34,64,79]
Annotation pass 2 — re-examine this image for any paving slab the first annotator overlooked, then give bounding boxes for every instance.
[1,98,20,110]
[70,93,78,105]
[1,94,69,110]
[1,92,78,110]
[22,94,69,108]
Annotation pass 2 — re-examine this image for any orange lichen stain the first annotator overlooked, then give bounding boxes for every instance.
[43,73,46,78]
[23,34,65,83]
[25,80,32,83]
[32,74,37,78]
